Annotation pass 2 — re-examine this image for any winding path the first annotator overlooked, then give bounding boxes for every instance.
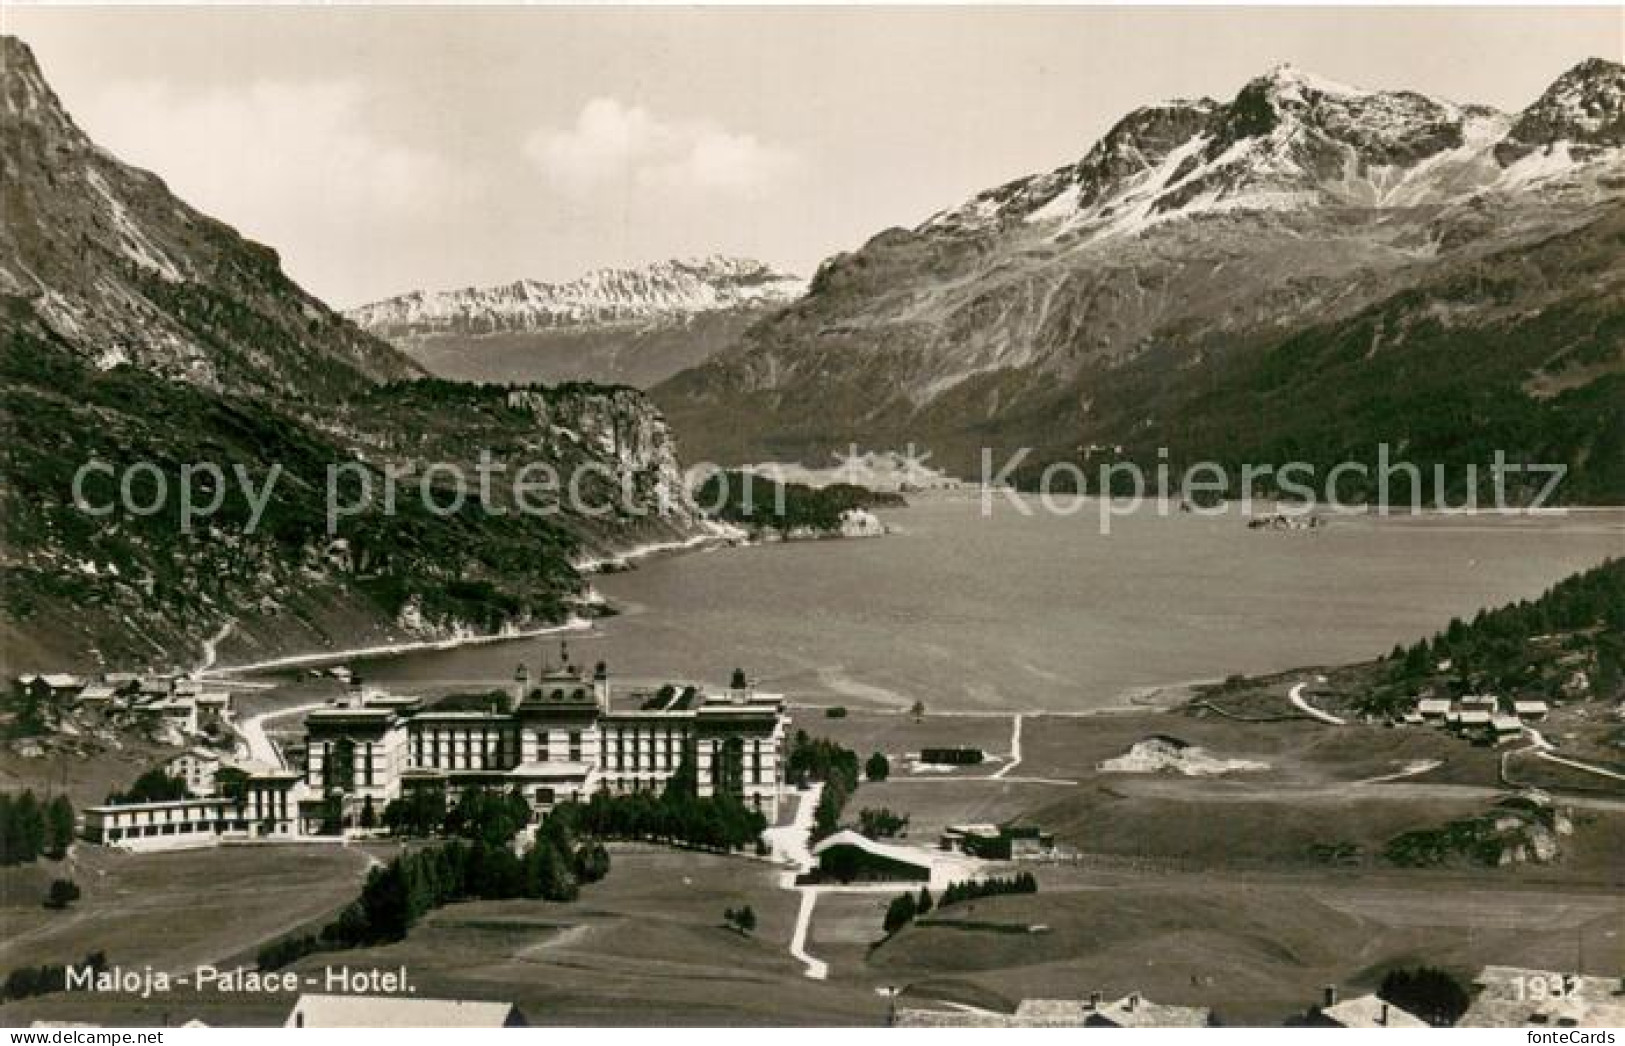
[1352,759,1443,785]
[763,783,822,869]
[237,700,327,769]
[195,620,236,674]
[786,888,828,981]
[991,714,1023,779]
[1535,750,1625,784]
[765,784,829,979]
[1288,682,1347,725]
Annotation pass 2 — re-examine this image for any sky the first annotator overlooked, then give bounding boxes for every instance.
[9,7,1620,308]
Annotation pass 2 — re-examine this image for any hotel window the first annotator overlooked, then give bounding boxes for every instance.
[568,731,582,761]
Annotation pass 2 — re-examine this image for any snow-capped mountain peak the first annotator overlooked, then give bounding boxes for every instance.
[1257,62,1372,102]
[1500,57,1625,161]
[348,255,805,338]
[659,58,1625,494]
[923,59,1622,243]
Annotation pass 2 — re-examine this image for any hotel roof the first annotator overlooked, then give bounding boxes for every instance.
[411,709,512,721]
[1087,995,1212,1028]
[696,697,785,717]
[284,994,524,1028]
[944,823,1003,837]
[510,760,595,779]
[897,995,1211,1028]
[247,768,302,782]
[306,705,397,720]
[1012,999,1088,1021]
[1319,994,1428,1028]
[86,797,232,814]
[813,830,941,873]
[521,688,596,707]
[361,694,423,709]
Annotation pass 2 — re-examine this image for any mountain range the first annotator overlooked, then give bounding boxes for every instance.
[0,36,701,670]
[654,60,1625,501]
[349,257,804,388]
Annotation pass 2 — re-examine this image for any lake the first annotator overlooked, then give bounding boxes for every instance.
[358,496,1624,711]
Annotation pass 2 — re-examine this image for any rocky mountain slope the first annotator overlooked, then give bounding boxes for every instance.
[0,36,703,671]
[656,60,1625,501]
[350,257,804,388]
[0,36,418,398]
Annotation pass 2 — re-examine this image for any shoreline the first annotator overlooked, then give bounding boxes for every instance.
[963,490,1625,521]
[571,521,747,574]
[198,616,595,679]
[199,521,749,679]
[788,674,1208,717]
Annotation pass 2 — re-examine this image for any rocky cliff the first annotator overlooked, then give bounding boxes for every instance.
[0,35,419,398]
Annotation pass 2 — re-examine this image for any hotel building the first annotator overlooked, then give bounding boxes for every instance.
[80,769,303,850]
[80,655,786,849]
[299,655,788,831]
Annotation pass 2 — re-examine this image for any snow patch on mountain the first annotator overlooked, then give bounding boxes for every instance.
[350,255,805,338]
[924,59,1624,246]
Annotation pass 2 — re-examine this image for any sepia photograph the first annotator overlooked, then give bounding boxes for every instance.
[0,2,1621,1032]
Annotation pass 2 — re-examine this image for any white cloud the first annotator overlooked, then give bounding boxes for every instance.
[526,97,796,196]
[72,78,459,299]
[62,82,803,303]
